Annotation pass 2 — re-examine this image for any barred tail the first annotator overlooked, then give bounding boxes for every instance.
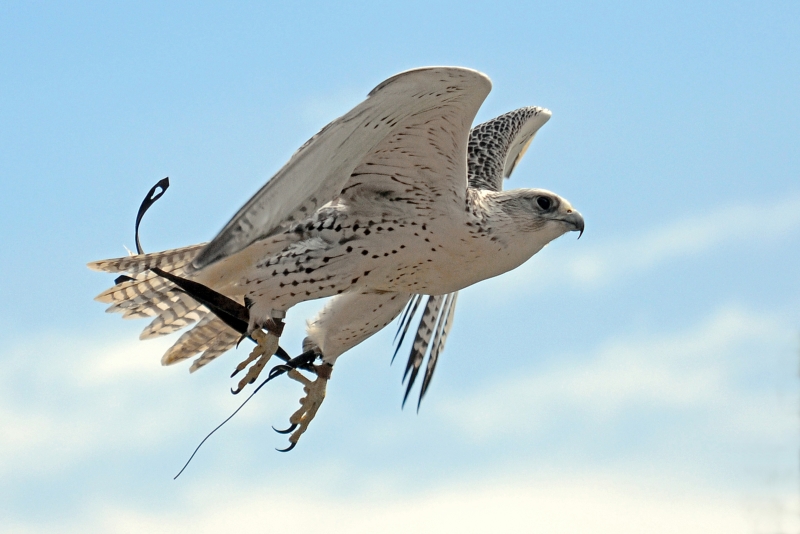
[87,243,206,275]
[88,244,240,372]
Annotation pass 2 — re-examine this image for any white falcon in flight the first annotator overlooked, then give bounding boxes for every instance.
[89,67,584,452]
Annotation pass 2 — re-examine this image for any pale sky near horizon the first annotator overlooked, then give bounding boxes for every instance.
[2,2,799,532]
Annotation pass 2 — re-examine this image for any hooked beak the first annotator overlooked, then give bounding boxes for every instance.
[563,210,584,239]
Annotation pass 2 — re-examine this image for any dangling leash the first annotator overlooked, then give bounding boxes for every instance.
[135,177,170,255]
[128,178,318,478]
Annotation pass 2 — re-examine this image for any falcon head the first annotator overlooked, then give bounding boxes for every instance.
[498,188,584,239]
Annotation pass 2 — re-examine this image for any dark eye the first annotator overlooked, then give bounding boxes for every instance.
[536,196,552,210]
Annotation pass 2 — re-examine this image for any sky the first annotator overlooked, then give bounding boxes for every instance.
[1,1,799,532]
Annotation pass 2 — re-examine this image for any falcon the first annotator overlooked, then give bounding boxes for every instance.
[89,67,584,451]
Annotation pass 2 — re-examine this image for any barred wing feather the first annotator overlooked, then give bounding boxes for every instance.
[394,293,458,408]
[466,107,551,192]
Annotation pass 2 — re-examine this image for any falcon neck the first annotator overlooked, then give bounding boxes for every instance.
[455,188,568,286]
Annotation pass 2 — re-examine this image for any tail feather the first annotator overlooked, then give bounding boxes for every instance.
[90,243,240,372]
[87,243,206,275]
[95,273,175,305]
[106,287,185,319]
[160,315,239,370]
[140,293,208,339]
[189,329,241,372]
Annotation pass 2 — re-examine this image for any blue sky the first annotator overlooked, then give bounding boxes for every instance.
[1,1,799,532]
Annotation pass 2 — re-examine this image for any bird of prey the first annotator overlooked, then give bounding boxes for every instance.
[89,67,584,451]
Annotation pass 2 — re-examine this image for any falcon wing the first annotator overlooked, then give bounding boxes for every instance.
[337,72,491,214]
[192,67,492,271]
[467,106,551,191]
[393,293,458,410]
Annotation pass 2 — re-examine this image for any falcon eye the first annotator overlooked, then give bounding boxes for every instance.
[536,196,552,210]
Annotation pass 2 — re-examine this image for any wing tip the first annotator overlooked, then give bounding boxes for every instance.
[368,66,492,98]
[501,107,554,179]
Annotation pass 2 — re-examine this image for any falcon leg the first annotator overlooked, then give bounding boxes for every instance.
[276,362,332,451]
[231,320,284,394]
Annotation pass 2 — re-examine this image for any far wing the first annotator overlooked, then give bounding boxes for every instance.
[192,67,492,271]
[466,106,551,191]
[393,292,458,409]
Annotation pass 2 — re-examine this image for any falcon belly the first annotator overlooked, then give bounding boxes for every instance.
[89,67,584,451]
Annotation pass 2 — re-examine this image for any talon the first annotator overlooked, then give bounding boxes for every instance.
[276,442,297,453]
[272,423,298,434]
[231,351,259,378]
[230,328,280,393]
[275,364,330,451]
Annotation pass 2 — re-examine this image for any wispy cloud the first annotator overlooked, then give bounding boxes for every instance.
[489,192,800,294]
[2,305,795,533]
[437,305,795,442]
[7,470,791,534]
[0,336,175,476]
[0,334,290,478]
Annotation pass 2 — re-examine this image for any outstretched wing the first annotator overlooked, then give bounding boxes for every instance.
[467,106,551,191]
[192,67,492,271]
[337,77,490,216]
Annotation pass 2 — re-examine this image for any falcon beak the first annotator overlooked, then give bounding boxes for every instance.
[563,210,584,239]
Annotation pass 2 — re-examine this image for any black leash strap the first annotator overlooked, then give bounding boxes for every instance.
[135,177,170,254]
[126,176,314,476]
[173,349,318,479]
[150,267,250,335]
[173,363,292,479]
[133,178,250,337]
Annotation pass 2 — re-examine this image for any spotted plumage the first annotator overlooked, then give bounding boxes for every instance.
[89,67,584,445]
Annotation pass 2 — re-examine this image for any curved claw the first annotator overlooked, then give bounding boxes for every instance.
[276,442,297,453]
[272,423,298,435]
[231,386,242,395]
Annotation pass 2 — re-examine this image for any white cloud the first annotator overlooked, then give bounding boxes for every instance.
[3,305,793,479]
[437,305,794,441]
[0,300,341,480]
[0,334,292,478]
[0,336,170,475]
[7,470,793,534]
[490,192,800,293]
[2,308,796,534]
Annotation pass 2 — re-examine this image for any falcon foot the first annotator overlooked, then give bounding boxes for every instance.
[275,363,332,451]
[231,328,280,394]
